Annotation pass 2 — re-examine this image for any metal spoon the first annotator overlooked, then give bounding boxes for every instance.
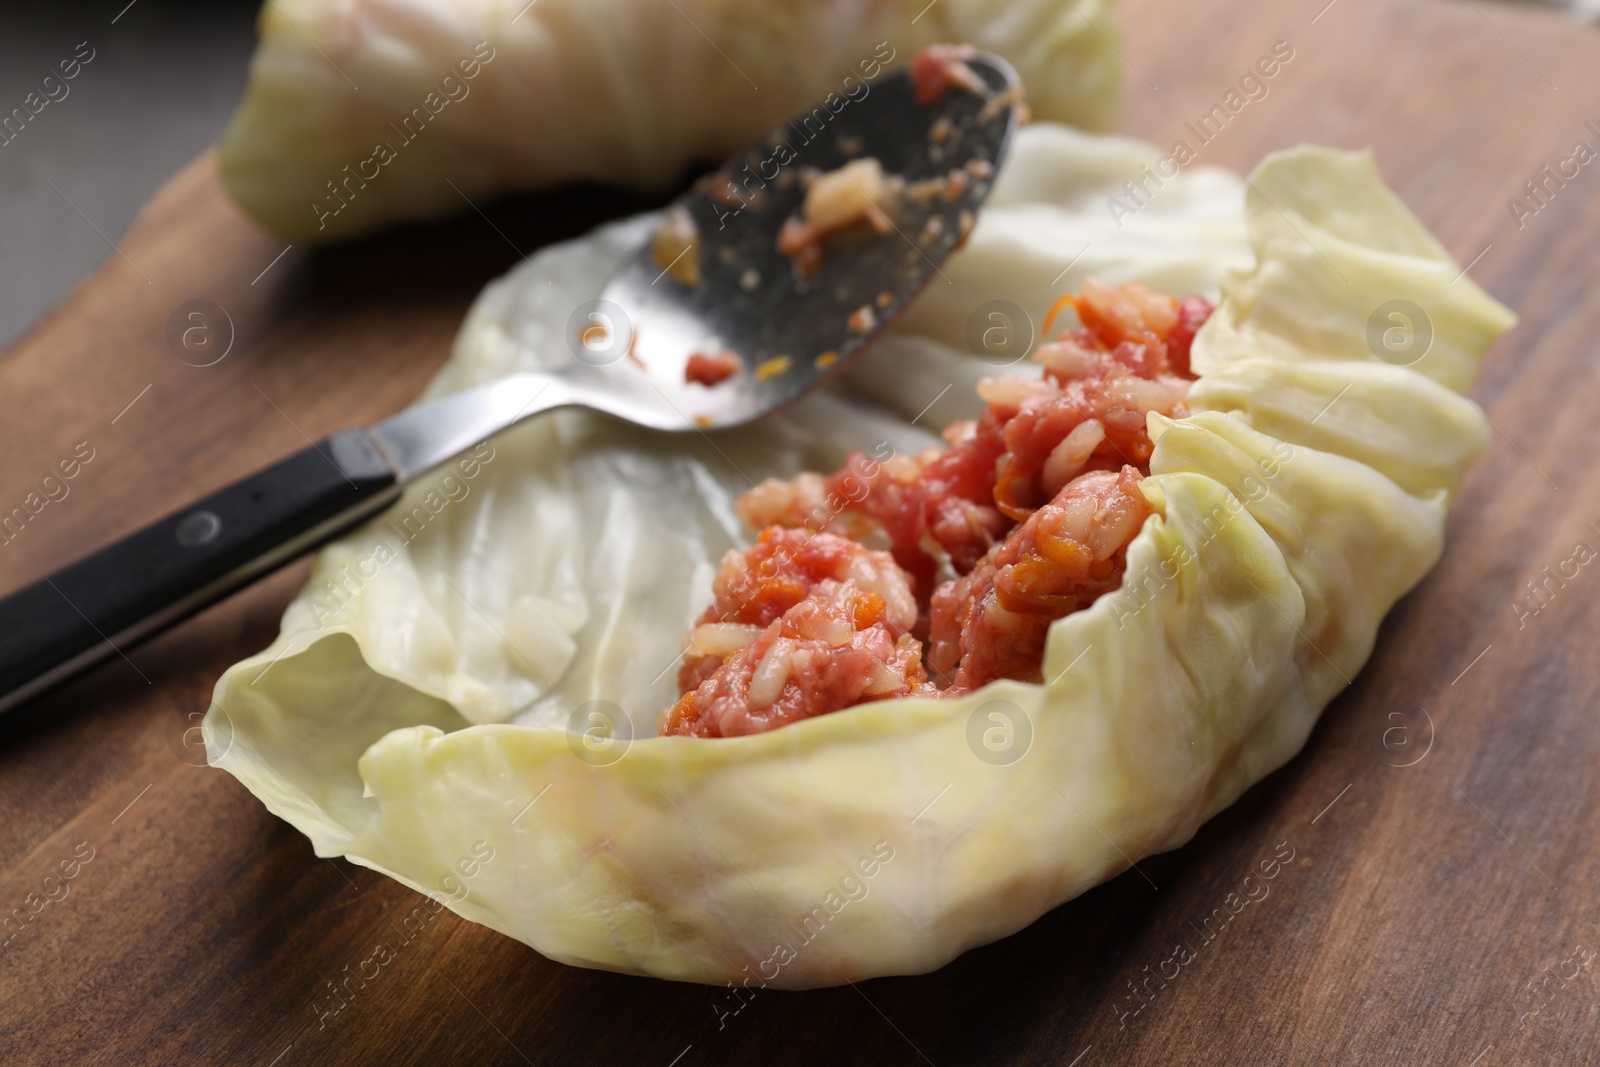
[0,50,1022,716]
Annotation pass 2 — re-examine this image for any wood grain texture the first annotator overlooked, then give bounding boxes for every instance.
[0,0,1596,1063]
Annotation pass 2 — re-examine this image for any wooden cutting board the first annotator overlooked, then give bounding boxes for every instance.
[2,0,1596,1063]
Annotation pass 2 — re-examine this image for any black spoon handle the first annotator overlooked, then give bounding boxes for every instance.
[0,429,401,715]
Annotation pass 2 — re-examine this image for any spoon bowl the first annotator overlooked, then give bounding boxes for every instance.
[588,49,1023,431]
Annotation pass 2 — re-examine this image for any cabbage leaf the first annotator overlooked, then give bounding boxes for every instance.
[206,128,1511,987]
[218,0,1122,241]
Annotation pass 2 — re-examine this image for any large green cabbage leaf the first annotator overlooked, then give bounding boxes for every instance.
[206,126,1513,986]
[218,0,1121,241]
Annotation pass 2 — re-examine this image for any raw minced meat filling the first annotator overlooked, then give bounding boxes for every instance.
[662,279,1212,737]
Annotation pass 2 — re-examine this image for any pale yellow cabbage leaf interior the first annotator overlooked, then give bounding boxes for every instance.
[206,127,1512,987]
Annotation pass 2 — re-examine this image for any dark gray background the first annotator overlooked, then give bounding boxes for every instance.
[0,0,257,348]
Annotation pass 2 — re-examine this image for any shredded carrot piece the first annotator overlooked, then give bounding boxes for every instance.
[1040,293,1079,340]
